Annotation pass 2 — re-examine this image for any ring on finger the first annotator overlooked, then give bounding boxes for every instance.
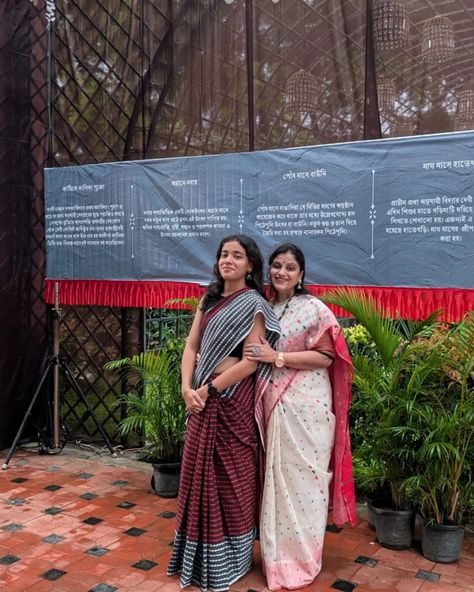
[252,345,261,356]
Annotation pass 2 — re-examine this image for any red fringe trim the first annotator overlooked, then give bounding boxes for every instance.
[44,279,473,322]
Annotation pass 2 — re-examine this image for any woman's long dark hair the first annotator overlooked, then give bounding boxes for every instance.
[201,235,265,311]
[268,243,311,298]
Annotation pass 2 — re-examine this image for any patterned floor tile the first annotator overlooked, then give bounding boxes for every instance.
[0,554,20,565]
[86,546,110,557]
[1,522,24,532]
[82,516,104,525]
[132,559,158,571]
[42,533,65,544]
[0,450,472,592]
[41,567,67,581]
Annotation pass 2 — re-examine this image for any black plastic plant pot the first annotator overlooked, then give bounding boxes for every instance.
[367,494,391,532]
[421,522,464,563]
[372,501,415,550]
[151,461,181,498]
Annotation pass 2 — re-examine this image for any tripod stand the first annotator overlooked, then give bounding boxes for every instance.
[2,284,116,469]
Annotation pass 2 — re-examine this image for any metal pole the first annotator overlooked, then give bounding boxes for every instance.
[52,282,60,448]
[245,0,255,151]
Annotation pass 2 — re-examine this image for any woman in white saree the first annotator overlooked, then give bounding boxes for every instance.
[245,244,357,590]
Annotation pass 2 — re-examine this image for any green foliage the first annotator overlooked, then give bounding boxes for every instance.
[146,309,193,350]
[165,297,201,312]
[324,289,402,367]
[323,288,440,509]
[343,325,386,497]
[145,298,198,351]
[323,288,438,367]
[104,343,186,462]
[328,290,474,522]
[343,324,378,360]
[401,314,474,524]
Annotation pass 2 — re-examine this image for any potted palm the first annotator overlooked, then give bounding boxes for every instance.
[104,340,186,497]
[402,313,474,562]
[323,288,439,549]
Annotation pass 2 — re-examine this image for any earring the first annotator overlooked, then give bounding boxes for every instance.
[297,279,302,290]
[246,272,253,281]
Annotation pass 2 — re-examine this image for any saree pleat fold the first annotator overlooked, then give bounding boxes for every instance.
[168,288,280,592]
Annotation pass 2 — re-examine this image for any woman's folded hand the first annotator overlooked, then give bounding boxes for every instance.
[182,388,205,413]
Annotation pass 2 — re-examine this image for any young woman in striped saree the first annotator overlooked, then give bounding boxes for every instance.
[245,243,357,590]
[168,235,280,592]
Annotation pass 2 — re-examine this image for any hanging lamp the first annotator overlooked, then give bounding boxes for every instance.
[392,116,413,137]
[285,69,318,117]
[421,16,455,64]
[377,74,396,112]
[373,0,409,53]
[453,83,474,131]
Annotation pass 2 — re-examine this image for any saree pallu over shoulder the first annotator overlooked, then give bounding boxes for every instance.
[195,288,280,446]
[168,288,280,592]
[195,288,280,390]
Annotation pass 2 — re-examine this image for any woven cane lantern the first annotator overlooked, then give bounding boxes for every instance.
[285,69,318,117]
[377,74,396,112]
[456,83,474,117]
[422,16,455,64]
[453,84,474,131]
[373,0,409,53]
[392,116,413,137]
[453,113,473,131]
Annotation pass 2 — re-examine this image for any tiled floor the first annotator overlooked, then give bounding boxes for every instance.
[0,448,473,592]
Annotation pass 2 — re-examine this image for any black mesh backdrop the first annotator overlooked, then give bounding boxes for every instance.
[0,1,48,448]
[51,0,474,164]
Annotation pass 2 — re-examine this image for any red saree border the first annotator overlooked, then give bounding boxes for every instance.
[44,279,473,321]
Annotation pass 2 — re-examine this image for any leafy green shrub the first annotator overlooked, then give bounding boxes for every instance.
[104,344,186,462]
[401,314,474,525]
[324,289,439,508]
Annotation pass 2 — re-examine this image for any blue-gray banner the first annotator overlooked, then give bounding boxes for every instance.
[45,132,474,289]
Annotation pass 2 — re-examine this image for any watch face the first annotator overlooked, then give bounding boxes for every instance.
[207,383,218,396]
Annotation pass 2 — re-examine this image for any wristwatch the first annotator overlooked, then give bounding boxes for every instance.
[274,351,285,368]
[207,382,219,396]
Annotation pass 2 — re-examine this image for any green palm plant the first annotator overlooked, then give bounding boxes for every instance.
[104,346,186,462]
[401,314,474,525]
[323,288,438,367]
[165,296,200,311]
[322,288,440,509]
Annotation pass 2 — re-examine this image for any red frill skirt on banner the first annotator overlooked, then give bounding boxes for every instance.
[44,279,473,322]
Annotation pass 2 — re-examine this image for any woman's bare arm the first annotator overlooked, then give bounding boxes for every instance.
[181,304,205,411]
